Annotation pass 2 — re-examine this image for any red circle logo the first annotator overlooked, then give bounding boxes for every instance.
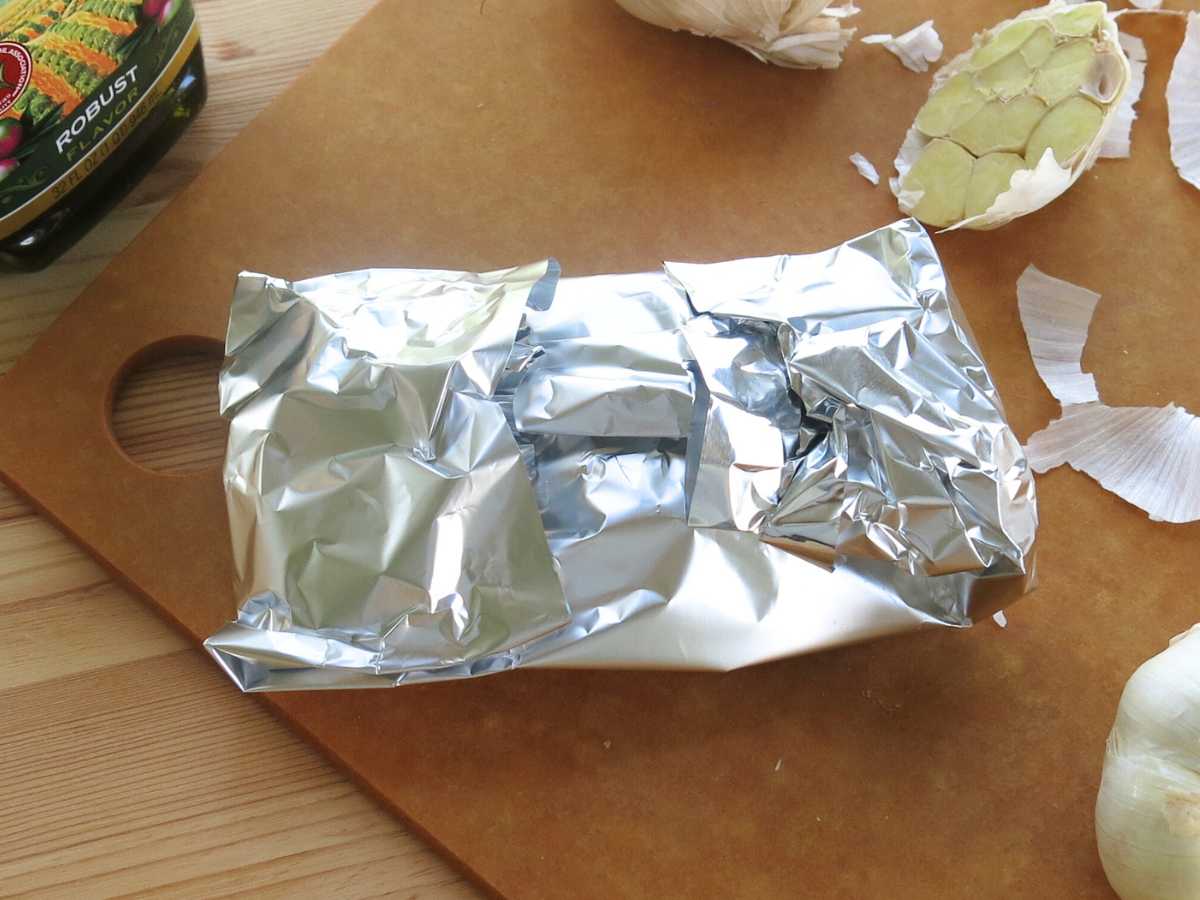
[0,42,32,117]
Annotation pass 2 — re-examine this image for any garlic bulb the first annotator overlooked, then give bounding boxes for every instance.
[1096,625,1200,900]
[891,1,1132,230]
[613,0,858,69]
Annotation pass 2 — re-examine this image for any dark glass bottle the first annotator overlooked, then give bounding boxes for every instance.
[0,0,206,271]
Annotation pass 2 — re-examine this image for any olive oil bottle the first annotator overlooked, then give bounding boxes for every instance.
[0,0,205,270]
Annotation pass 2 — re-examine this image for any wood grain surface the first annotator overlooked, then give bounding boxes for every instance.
[0,0,479,896]
[4,2,1196,897]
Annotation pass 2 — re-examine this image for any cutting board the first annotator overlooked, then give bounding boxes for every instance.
[1,1,1197,896]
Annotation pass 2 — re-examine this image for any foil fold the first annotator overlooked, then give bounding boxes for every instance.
[205,220,1037,691]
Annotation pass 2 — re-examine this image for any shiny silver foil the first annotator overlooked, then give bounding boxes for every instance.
[205,220,1037,691]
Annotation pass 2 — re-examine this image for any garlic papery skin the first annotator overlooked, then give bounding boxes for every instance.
[613,0,858,69]
[862,20,943,73]
[1096,625,1200,900]
[1167,11,1200,190]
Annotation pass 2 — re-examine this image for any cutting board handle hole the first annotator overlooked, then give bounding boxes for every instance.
[107,337,228,476]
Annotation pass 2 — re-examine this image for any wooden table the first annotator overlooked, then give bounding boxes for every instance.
[0,1,479,896]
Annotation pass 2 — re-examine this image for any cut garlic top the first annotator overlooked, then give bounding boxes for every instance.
[892,1,1130,230]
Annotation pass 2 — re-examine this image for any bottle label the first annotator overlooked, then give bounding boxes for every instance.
[0,0,199,240]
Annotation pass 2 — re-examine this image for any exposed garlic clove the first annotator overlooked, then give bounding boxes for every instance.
[914,72,989,137]
[975,49,1037,99]
[1034,40,1099,106]
[1051,2,1106,38]
[968,19,1044,70]
[1025,95,1105,166]
[951,96,1048,156]
[965,153,1028,218]
[901,138,974,227]
[1019,27,1057,69]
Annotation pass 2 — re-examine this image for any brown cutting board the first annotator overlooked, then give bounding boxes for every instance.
[1,1,1197,896]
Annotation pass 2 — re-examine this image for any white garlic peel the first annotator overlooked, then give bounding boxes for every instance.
[1025,402,1200,523]
[1099,33,1147,159]
[1167,12,1200,190]
[612,0,858,69]
[1017,264,1100,405]
[1097,625,1200,900]
[891,1,1131,231]
[1018,266,1200,524]
[848,152,879,184]
[862,20,943,73]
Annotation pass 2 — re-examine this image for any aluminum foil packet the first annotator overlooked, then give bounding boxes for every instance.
[205,220,1038,691]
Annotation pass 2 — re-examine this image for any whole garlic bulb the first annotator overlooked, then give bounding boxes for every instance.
[613,0,858,69]
[1096,625,1200,900]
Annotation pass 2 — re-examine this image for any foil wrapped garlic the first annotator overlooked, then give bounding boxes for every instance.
[613,0,858,69]
[891,2,1131,230]
[204,222,1039,691]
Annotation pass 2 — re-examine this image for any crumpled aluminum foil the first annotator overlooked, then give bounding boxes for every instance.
[205,220,1038,691]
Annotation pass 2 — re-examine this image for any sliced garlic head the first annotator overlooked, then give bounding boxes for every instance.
[892,1,1131,231]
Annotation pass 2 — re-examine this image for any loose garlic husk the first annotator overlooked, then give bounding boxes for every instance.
[1096,625,1200,900]
[891,1,1131,230]
[613,0,858,69]
[1167,12,1200,190]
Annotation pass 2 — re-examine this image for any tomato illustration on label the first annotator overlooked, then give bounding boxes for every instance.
[0,41,30,117]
